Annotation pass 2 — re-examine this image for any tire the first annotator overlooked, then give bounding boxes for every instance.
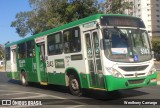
[69,74,82,96]
[21,72,28,86]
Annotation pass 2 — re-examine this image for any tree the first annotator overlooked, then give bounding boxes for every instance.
[11,0,62,37]
[0,44,4,60]
[152,38,160,61]
[103,0,133,14]
[57,0,101,23]
[11,0,101,37]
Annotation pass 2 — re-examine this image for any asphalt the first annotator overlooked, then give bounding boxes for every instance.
[0,70,160,86]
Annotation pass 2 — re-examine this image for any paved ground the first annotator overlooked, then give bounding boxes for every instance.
[0,72,160,108]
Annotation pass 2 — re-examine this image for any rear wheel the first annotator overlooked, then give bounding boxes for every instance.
[69,74,82,96]
[21,72,28,86]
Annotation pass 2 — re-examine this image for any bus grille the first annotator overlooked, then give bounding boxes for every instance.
[128,79,145,84]
[119,65,148,71]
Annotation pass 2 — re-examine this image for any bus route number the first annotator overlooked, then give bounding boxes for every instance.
[46,61,54,67]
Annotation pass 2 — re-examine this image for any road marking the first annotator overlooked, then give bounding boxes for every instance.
[66,105,85,108]
[67,100,87,105]
[0,90,87,106]
[13,94,46,99]
[0,92,27,96]
[43,94,66,99]
[0,90,66,99]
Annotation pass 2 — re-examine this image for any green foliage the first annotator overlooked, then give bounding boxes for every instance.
[57,0,101,23]
[151,37,160,60]
[11,0,101,37]
[0,44,4,60]
[103,0,133,14]
[11,12,33,37]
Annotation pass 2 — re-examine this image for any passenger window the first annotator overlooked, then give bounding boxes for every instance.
[18,43,26,58]
[48,32,63,55]
[63,27,81,53]
[26,40,35,58]
[5,47,11,60]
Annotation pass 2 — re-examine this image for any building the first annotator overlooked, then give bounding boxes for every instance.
[126,0,160,37]
[105,0,160,37]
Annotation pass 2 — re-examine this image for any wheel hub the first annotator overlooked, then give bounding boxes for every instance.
[71,79,79,90]
[21,75,25,84]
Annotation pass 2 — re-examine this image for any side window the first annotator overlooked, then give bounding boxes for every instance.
[48,32,63,55]
[27,40,35,58]
[5,47,10,60]
[18,43,26,58]
[64,27,81,53]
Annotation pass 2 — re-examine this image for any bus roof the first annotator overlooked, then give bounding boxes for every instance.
[5,14,137,47]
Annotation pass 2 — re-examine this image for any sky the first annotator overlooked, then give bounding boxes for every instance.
[0,0,31,45]
[0,0,104,46]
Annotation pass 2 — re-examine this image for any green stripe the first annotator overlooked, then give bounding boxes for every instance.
[6,71,157,91]
[104,72,157,91]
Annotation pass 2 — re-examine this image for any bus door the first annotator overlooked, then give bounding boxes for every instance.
[10,45,17,79]
[84,30,104,89]
[36,43,47,83]
[11,49,17,71]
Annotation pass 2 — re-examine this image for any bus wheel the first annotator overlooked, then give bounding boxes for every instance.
[69,74,82,96]
[21,72,28,86]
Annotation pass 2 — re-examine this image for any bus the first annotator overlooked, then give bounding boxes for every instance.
[5,14,157,96]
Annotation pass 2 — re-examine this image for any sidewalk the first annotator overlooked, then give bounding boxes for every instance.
[0,67,4,72]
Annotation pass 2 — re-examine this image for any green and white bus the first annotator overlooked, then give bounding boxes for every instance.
[5,14,157,96]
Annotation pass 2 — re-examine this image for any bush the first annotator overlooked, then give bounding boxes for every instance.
[151,37,160,61]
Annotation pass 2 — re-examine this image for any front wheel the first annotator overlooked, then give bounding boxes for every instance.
[69,75,82,96]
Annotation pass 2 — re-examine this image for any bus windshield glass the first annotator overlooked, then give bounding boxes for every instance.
[103,28,152,62]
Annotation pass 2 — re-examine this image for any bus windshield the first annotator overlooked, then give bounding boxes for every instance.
[103,28,152,62]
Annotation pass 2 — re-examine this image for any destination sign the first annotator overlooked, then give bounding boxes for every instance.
[100,16,145,28]
[35,36,45,43]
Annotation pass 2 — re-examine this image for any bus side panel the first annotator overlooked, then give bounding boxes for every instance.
[6,60,11,78]
[18,58,38,83]
[47,73,66,86]
[79,73,90,88]
[25,58,38,83]
[5,60,20,80]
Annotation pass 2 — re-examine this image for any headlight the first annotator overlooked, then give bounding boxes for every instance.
[147,65,156,76]
[106,67,123,78]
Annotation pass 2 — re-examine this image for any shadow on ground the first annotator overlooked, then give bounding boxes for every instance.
[8,79,149,104]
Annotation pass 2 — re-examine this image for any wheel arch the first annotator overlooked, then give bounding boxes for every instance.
[20,69,26,76]
[65,67,82,87]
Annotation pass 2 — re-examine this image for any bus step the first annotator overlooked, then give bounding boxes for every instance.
[40,82,48,85]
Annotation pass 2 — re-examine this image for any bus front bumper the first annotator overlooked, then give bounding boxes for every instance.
[104,72,157,91]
